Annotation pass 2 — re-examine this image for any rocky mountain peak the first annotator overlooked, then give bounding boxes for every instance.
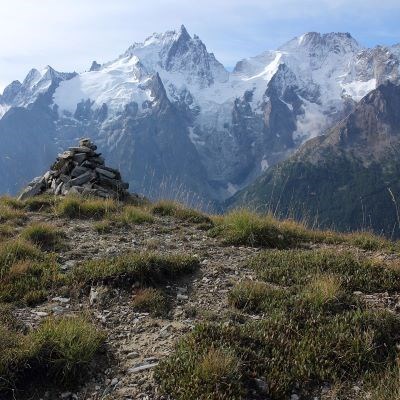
[280,31,360,54]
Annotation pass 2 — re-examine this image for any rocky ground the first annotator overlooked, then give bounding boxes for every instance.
[5,208,400,400]
[10,211,260,400]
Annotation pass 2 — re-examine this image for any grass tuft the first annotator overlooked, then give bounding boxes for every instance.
[21,223,65,251]
[70,251,199,286]
[33,316,105,382]
[151,200,212,224]
[132,288,169,316]
[56,196,118,219]
[118,205,154,224]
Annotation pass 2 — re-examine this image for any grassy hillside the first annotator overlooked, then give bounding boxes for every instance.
[1,195,400,399]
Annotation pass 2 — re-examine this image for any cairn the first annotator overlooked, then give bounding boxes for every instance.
[18,138,129,200]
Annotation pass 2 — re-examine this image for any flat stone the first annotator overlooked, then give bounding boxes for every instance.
[96,167,116,179]
[55,181,64,195]
[71,165,90,178]
[72,153,88,164]
[69,146,93,154]
[59,150,74,159]
[18,177,45,200]
[128,363,158,374]
[69,171,93,186]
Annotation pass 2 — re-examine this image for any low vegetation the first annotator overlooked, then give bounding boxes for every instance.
[70,251,200,286]
[117,205,154,224]
[21,223,65,251]
[210,209,399,251]
[132,288,169,316]
[0,316,105,392]
[56,196,118,219]
[151,200,212,224]
[156,246,400,398]
[249,248,400,293]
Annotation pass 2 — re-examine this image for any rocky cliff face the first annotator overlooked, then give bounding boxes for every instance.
[230,82,400,237]
[0,27,399,204]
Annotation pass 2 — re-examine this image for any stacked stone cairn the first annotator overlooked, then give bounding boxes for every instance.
[18,138,130,200]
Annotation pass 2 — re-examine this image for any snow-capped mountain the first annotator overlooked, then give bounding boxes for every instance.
[0,26,399,204]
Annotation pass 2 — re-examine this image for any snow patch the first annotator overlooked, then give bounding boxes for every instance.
[341,79,376,101]
[261,157,269,172]
[227,182,239,196]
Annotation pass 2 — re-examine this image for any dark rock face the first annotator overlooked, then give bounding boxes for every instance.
[230,82,400,237]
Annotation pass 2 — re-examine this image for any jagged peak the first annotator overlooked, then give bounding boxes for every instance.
[279,31,361,54]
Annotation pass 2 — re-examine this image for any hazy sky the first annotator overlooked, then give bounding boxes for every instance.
[0,0,399,91]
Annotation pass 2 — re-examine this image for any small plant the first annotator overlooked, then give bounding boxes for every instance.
[151,200,212,224]
[0,205,26,224]
[119,205,154,224]
[33,316,105,381]
[93,220,113,234]
[156,336,243,400]
[210,209,294,248]
[0,315,105,392]
[132,288,169,316]
[0,259,60,304]
[21,223,65,251]
[0,239,43,279]
[70,251,200,286]
[302,274,343,308]
[56,196,118,219]
[228,280,285,313]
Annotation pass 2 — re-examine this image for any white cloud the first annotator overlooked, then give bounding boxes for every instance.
[0,0,399,91]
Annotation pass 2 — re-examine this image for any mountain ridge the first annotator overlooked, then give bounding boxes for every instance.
[229,81,400,236]
[0,26,399,204]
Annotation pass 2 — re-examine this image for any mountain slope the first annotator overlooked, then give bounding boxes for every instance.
[230,81,400,237]
[0,27,399,203]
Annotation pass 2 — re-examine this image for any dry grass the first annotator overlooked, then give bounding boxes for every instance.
[132,288,169,316]
[56,196,118,219]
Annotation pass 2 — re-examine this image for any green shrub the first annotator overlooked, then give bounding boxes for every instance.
[0,316,104,392]
[228,280,287,313]
[0,205,26,224]
[210,209,295,248]
[132,288,169,316]
[93,220,113,234]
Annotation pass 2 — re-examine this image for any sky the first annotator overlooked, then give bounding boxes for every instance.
[0,0,399,91]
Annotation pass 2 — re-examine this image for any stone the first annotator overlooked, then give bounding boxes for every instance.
[69,146,93,154]
[96,167,116,179]
[128,363,158,374]
[71,165,90,178]
[18,177,45,200]
[73,153,88,164]
[70,171,93,186]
